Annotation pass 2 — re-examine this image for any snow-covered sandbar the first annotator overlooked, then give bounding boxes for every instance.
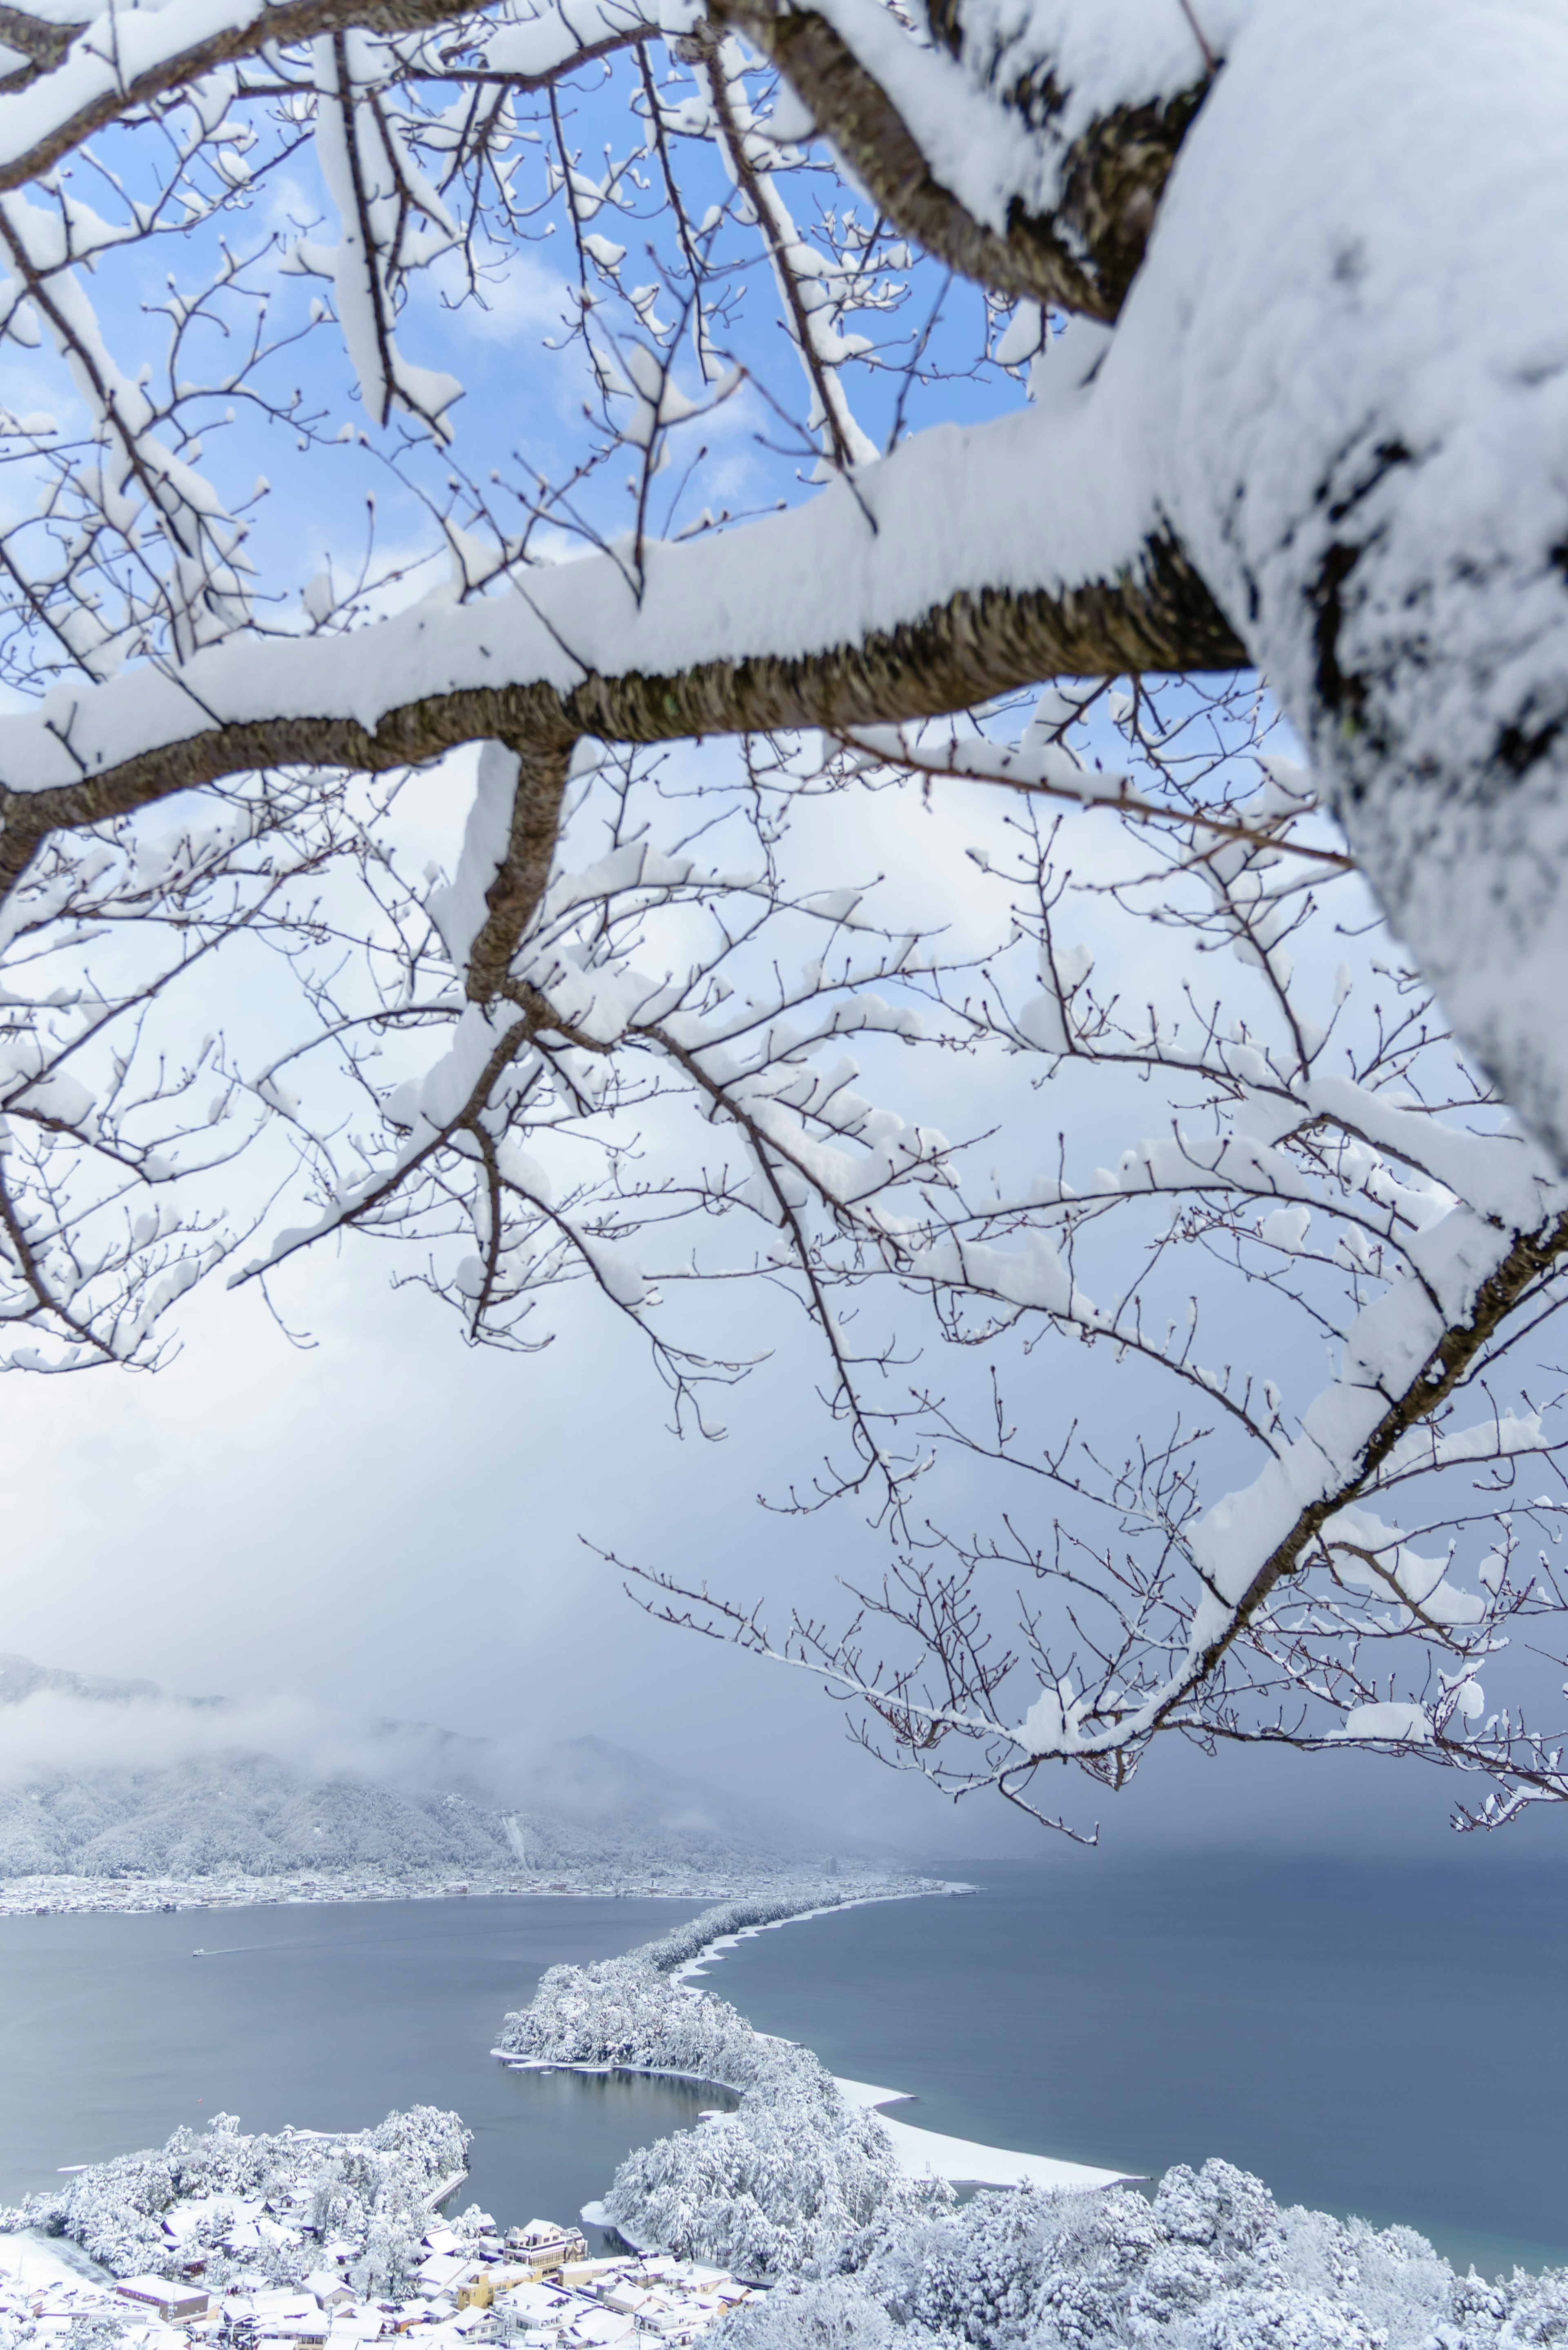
[496,1896,1137,2277]
[834,2079,1136,2193]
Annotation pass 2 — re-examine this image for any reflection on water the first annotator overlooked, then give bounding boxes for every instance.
[0,1896,728,2236]
[479,2068,733,2236]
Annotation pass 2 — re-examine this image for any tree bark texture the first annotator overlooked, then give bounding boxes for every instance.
[1123,0,1568,1166]
[0,541,1243,916]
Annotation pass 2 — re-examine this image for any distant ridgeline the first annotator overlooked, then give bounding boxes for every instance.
[0,1751,528,1881]
[0,1655,857,1884]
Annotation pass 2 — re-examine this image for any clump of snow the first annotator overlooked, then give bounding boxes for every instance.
[799,0,1252,245]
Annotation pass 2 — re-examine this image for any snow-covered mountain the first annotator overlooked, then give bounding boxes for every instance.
[0,1654,844,1883]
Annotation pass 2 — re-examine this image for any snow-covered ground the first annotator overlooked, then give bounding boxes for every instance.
[0,1866,930,1917]
[0,2232,100,2292]
[834,2084,1131,2196]
[0,2127,757,2349]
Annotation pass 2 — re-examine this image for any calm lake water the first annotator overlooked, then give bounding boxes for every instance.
[708,1860,1568,2281]
[0,1895,722,2240]
[2,1863,1564,2282]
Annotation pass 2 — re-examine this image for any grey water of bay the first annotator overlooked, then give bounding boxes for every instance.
[4,1863,1565,2287]
[704,1858,1568,2283]
[0,1895,732,2242]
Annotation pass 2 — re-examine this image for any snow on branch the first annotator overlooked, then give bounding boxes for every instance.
[2,0,1568,1851]
[0,0,656,196]
[0,399,1235,820]
[621,711,1568,1836]
[709,0,1243,317]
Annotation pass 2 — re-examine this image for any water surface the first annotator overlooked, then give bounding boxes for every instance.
[706,1860,1568,2279]
[0,1895,721,2235]
[4,1864,1564,2283]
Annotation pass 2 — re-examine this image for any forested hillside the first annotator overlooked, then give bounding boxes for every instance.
[0,1656,839,1882]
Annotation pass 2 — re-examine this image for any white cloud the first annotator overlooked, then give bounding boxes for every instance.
[0,1682,457,1788]
[421,245,576,346]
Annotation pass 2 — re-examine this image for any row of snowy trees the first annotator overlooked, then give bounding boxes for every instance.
[495,1895,841,2076]
[633,1898,846,1977]
[498,1896,950,2275]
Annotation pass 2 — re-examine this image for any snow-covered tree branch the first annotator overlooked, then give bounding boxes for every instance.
[620,726,1568,1834]
[0,0,1565,1831]
[0,0,1560,1137]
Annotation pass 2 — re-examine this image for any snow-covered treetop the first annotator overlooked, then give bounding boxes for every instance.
[713,2155,1568,2350]
[496,1895,949,2276]
[4,2107,471,2288]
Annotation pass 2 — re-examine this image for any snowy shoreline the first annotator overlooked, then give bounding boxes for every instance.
[0,1866,944,1917]
[497,1891,1131,2201]
[669,1897,1134,2190]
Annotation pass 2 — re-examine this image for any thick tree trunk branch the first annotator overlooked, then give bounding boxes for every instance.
[0,533,1244,914]
[712,0,1213,317]
[467,732,577,1002]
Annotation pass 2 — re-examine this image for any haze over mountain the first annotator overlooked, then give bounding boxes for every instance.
[0,1654,849,1882]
